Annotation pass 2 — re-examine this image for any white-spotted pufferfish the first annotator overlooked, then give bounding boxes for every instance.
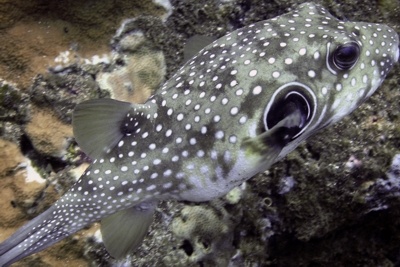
[0,2,399,266]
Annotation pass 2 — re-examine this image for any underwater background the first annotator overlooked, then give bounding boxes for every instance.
[0,0,399,266]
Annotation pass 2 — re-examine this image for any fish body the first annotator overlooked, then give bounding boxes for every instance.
[0,2,399,265]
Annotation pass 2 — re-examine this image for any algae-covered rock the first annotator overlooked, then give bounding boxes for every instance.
[111,15,184,78]
[0,80,29,123]
[0,80,29,144]
[0,0,172,89]
[169,204,235,266]
[29,69,109,124]
[24,106,73,158]
[97,24,167,103]
[0,139,49,227]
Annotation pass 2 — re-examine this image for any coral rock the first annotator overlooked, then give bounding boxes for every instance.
[24,106,73,158]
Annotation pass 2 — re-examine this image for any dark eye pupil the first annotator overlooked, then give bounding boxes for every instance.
[333,43,360,70]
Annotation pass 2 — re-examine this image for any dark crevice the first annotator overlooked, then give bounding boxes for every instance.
[306,144,321,161]
[19,133,35,155]
[180,239,194,256]
[20,134,68,173]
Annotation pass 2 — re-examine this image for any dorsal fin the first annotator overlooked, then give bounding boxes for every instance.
[184,35,216,61]
[72,98,142,159]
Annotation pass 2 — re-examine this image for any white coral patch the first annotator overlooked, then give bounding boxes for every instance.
[25,160,46,184]
[152,0,172,21]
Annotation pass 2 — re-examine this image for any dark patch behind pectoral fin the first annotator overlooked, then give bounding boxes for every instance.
[72,98,132,159]
[101,202,156,259]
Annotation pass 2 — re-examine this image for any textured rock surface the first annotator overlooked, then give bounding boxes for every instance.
[0,0,172,266]
[0,0,399,266]
[0,0,168,88]
[97,28,166,103]
[24,106,73,157]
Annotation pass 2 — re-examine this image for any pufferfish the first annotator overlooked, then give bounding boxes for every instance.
[0,2,399,266]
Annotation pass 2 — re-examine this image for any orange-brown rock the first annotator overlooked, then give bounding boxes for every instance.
[25,106,73,158]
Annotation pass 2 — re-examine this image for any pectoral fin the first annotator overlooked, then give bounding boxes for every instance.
[73,98,155,160]
[241,108,303,164]
[72,98,132,159]
[100,202,156,259]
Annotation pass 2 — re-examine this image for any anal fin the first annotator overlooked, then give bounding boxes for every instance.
[100,201,156,259]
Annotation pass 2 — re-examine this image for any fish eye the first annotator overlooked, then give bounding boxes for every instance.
[263,83,316,141]
[332,42,360,70]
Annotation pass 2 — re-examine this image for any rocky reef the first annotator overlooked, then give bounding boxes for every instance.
[0,0,400,266]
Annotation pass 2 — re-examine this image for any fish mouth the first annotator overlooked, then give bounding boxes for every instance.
[397,44,400,62]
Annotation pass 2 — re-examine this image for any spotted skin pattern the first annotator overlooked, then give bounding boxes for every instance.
[0,2,399,266]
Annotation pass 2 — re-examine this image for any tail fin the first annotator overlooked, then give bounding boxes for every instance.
[0,98,158,266]
[0,206,66,266]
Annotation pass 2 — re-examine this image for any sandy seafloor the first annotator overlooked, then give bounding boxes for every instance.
[0,0,399,266]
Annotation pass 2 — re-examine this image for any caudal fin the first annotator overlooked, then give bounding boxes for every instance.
[0,206,68,266]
